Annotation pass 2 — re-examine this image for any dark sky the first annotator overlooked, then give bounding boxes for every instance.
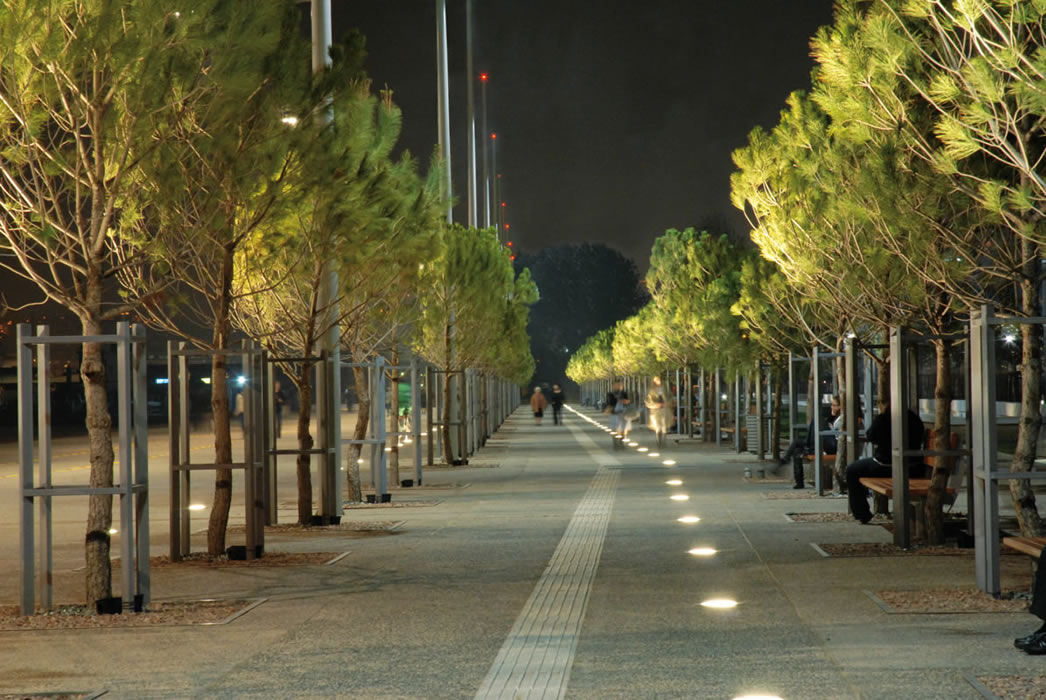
[332,1,837,266]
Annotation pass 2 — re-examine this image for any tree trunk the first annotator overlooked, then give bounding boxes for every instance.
[207,245,235,557]
[344,365,368,503]
[294,364,314,526]
[81,309,114,605]
[924,338,953,545]
[1013,240,1044,536]
[832,346,847,493]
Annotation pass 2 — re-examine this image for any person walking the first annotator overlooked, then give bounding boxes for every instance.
[645,375,671,448]
[549,384,566,425]
[530,387,547,426]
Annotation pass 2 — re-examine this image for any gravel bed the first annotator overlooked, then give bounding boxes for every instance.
[0,599,256,630]
[817,542,973,557]
[786,512,854,522]
[875,587,1030,613]
[148,551,340,567]
[978,675,1046,699]
[342,500,442,509]
[764,490,844,499]
[229,522,403,535]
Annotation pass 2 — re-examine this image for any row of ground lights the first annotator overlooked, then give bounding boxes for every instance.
[565,405,676,466]
[567,405,782,700]
[662,430,783,700]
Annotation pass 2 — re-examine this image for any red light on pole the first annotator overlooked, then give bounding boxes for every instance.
[506,240,513,247]
[504,223,510,230]
[480,72,488,82]
[490,132,497,140]
[500,201,506,207]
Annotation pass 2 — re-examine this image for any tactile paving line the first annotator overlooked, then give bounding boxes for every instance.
[474,465,618,700]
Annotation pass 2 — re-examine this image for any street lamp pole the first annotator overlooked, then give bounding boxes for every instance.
[465,0,477,227]
[480,73,490,228]
[490,132,499,241]
[436,0,453,223]
[310,0,341,519]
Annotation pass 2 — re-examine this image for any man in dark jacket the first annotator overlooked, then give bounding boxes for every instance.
[549,384,566,425]
[845,400,925,524]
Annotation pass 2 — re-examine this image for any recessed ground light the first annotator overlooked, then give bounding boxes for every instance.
[678,516,700,523]
[700,598,737,608]
[649,452,660,457]
[670,494,689,501]
[662,459,676,466]
[628,441,639,447]
[638,447,649,452]
[188,503,206,511]
[108,528,118,535]
[689,547,717,556]
[732,696,782,700]
[666,479,682,486]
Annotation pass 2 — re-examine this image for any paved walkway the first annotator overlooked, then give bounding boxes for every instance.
[0,405,1038,699]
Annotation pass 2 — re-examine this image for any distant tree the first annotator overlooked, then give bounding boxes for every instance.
[416,225,535,462]
[515,243,646,393]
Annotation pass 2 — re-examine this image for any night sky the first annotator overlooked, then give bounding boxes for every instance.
[333,1,838,266]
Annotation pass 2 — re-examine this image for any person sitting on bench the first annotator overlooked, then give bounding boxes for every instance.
[777,396,840,470]
[845,398,924,524]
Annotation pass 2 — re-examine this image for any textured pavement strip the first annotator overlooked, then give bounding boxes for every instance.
[475,420,619,700]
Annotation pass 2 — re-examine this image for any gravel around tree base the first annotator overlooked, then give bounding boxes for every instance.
[875,587,1030,613]
[978,675,1046,699]
[0,599,256,629]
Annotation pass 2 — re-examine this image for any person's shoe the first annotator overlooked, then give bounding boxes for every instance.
[1016,629,1046,650]
[1023,633,1046,654]
[857,514,873,524]
[792,483,804,490]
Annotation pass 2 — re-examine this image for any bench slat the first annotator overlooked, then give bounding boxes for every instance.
[858,477,955,499]
[1003,536,1046,559]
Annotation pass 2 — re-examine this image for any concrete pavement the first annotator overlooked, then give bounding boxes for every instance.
[0,404,1038,699]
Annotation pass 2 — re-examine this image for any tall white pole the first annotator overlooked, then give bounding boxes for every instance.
[437,0,453,223]
[480,73,490,228]
[311,0,341,518]
[465,0,477,227]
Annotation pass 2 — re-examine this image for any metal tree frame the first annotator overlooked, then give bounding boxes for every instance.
[261,351,339,525]
[168,340,266,560]
[884,328,969,550]
[969,306,1046,593]
[18,323,150,614]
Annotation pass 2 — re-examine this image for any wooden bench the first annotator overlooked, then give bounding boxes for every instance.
[1003,536,1046,559]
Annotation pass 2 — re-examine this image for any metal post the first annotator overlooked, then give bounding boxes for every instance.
[812,347,823,495]
[971,306,1000,592]
[132,324,150,605]
[375,357,388,498]
[411,361,423,485]
[890,327,912,548]
[17,325,34,614]
[265,360,277,524]
[178,343,190,558]
[34,326,52,611]
[426,366,435,466]
[755,363,765,459]
[115,323,134,606]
